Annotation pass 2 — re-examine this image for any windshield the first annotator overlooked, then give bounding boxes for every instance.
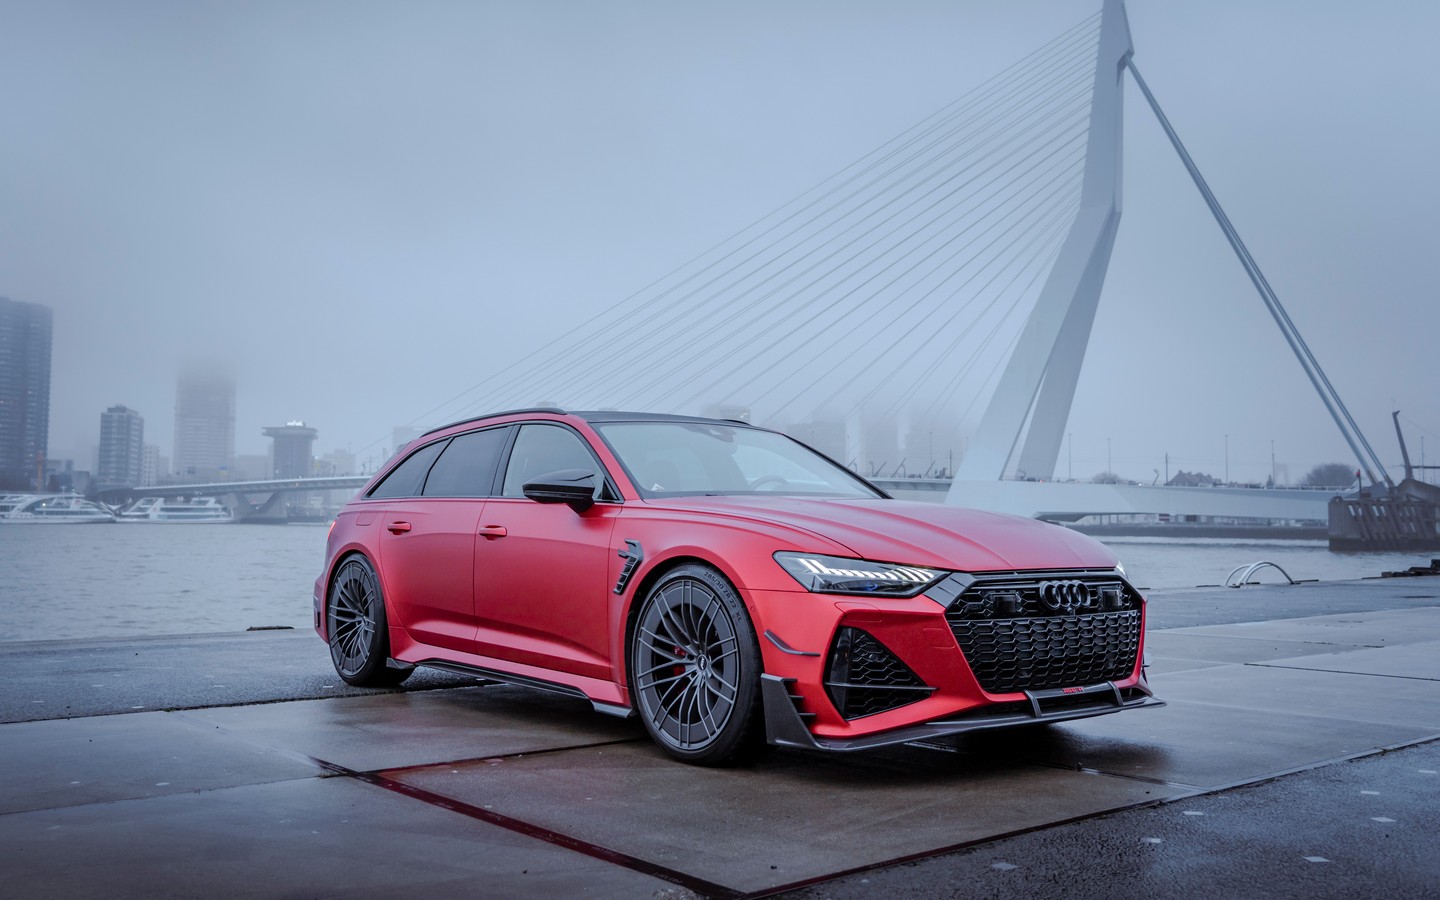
[594,421,884,499]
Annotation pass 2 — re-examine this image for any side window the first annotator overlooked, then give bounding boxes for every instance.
[422,427,510,497]
[367,439,449,499]
[500,424,599,498]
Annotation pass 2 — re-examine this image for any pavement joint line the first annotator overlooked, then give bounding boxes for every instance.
[327,758,744,899]
[375,736,649,777]
[164,710,738,894]
[1145,694,1440,730]
[1148,731,1440,802]
[903,740,1201,791]
[165,707,644,778]
[1029,761,1201,791]
[0,682,474,727]
[1240,663,1440,682]
[744,793,1172,899]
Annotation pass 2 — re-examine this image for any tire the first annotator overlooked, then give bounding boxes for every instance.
[629,564,765,765]
[327,554,411,688]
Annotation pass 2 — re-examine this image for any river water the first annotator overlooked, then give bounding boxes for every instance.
[0,524,1432,643]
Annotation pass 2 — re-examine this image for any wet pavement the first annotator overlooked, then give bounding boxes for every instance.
[2,578,1438,898]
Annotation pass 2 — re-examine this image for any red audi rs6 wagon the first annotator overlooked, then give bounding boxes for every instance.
[316,409,1161,765]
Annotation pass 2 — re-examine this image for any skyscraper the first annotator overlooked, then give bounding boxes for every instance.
[98,405,144,489]
[0,297,53,491]
[173,365,235,482]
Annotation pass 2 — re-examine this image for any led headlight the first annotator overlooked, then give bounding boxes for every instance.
[774,552,946,597]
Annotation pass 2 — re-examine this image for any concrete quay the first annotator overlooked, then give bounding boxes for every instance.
[2,578,1438,898]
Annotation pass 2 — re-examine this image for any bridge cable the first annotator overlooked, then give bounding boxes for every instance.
[459,24,1103,416]
[420,13,1105,429]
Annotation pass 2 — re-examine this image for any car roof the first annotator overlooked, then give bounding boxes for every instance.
[422,408,756,437]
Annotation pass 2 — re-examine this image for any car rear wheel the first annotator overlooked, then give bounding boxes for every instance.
[630,564,764,765]
[328,555,411,688]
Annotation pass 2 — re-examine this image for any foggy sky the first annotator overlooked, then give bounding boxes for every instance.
[3,0,1437,484]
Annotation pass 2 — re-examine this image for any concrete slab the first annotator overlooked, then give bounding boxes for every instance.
[0,630,477,724]
[1142,656,1230,677]
[0,712,319,815]
[1255,640,1440,681]
[391,741,1187,895]
[953,700,1437,789]
[1156,664,1440,730]
[1141,581,1440,630]
[0,774,677,899]
[787,736,1440,900]
[174,684,645,771]
[1171,606,1440,648]
[1144,632,1367,664]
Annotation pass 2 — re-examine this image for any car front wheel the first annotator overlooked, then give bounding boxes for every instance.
[328,554,411,688]
[629,564,764,765]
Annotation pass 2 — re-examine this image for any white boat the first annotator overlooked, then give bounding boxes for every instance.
[0,494,116,524]
[116,496,235,524]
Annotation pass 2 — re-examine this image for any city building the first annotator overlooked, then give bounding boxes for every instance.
[140,444,162,487]
[783,414,847,467]
[173,365,235,482]
[232,454,268,482]
[41,458,89,495]
[0,297,53,490]
[97,405,144,489]
[318,447,356,477]
[263,421,318,478]
[391,425,422,457]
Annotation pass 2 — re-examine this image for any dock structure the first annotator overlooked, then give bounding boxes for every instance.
[1329,486,1440,552]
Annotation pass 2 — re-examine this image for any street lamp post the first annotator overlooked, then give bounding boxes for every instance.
[1225,434,1230,485]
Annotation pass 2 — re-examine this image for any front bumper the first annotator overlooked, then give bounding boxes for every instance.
[761,673,1164,752]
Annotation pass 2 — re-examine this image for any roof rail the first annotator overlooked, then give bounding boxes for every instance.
[422,407,567,437]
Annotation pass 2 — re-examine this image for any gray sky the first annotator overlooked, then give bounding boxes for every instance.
[3,0,1437,484]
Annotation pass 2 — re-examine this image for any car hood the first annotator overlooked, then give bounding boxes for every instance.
[644,496,1118,573]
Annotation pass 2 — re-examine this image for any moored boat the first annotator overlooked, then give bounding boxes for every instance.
[0,494,116,524]
[116,496,235,523]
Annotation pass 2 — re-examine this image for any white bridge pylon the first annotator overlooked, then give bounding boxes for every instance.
[952,0,1130,487]
[947,0,1381,521]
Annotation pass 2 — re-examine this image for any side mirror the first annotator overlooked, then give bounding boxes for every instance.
[522,469,597,511]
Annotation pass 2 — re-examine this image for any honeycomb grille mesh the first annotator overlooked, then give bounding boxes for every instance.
[948,610,1141,695]
[825,627,928,719]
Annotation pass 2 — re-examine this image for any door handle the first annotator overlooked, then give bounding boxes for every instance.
[478,525,508,539]
[386,521,412,534]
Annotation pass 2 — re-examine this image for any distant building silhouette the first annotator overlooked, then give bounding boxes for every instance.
[98,405,144,489]
[140,444,162,487]
[0,297,52,490]
[174,365,235,482]
[1167,470,1219,487]
[391,425,422,457]
[264,422,318,478]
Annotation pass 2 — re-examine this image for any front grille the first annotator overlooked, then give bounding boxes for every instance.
[941,572,1143,695]
[824,627,932,719]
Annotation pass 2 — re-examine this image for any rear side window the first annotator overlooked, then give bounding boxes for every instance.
[422,427,510,497]
[367,439,448,499]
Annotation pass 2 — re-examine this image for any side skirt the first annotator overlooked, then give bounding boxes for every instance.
[417,658,635,719]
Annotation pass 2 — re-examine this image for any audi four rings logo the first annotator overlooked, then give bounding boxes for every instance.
[1038,580,1094,613]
